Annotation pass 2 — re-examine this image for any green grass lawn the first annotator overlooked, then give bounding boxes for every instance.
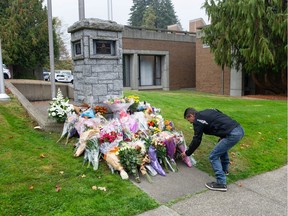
[0,97,158,216]
[0,90,287,215]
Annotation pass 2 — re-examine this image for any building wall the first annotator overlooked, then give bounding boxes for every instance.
[123,27,196,90]
[189,18,206,32]
[195,37,230,95]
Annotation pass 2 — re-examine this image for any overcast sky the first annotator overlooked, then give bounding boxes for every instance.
[43,0,209,31]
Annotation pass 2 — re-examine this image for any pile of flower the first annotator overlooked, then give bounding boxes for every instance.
[48,88,74,123]
[52,95,196,183]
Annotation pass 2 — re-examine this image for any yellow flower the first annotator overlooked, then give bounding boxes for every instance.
[128,95,140,103]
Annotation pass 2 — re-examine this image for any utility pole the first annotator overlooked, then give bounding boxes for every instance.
[0,39,10,101]
[47,0,56,99]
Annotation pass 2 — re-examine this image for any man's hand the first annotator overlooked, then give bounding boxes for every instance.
[181,152,187,158]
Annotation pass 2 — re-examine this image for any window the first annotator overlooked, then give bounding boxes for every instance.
[93,40,116,55]
[73,40,82,56]
[123,55,131,87]
[139,55,162,86]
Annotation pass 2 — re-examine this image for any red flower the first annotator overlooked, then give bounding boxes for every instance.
[99,131,118,144]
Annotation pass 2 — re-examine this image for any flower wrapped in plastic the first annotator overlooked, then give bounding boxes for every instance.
[98,120,128,179]
[163,119,175,131]
[119,110,139,135]
[48,88,74,123]
[103,146,129,180]
[104,95,134,118]
[148,145,166,176]
[163,138,178,172]
[74,116,103,135]
[57,113,78,144]
[74,129,99,157]
[118,143,143,183]
[173,131,195,167]
[147,115,164,135]
[152,131,178,172]
[83,138,100,170]
[127,95,140,114]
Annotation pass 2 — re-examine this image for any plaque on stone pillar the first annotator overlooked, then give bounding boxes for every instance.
[94,40,115,55]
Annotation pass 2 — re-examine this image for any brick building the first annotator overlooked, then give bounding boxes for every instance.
[122,26,196,90]
[121,19,244,96]
[69,18,246,97]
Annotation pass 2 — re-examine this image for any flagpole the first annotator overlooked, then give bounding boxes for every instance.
[0,39,10,101]
[47,0,56,99]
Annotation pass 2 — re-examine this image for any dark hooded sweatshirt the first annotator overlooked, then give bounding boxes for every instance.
[185,109,240,156]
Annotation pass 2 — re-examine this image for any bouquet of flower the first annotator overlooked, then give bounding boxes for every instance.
[147,118,161,135]
[74,129,99,157]
[151,131,178,172]
[163,120,174,131]
[104,96,134,118]
[57,113,78,144]
[93,105,108,115]
[127,95,140,113]
[148,145,166,176]
[118,144,143,183]
[104,146,129,180]
[174,131,196,167]
[163,138,178,172]
[48,88,74,123]
[150,138,169,173]
[99,131,118,144]
[83,138,100,170]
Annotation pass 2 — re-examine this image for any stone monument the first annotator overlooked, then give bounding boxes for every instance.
[68,18,124,105]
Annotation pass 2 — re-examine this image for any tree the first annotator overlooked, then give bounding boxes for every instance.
[129,0,179,29]
[202,0,287,94]
[154,0,179,29]
[128,0,152,27]
[0,0,59,79]
[142,5,157,28]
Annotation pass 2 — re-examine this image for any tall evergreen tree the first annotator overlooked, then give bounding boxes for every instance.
[154,0,179,29]
[128,0,152,27]
[142,5,157,28]
[0,0,59,79]
[202,0,287,94]
[129,0,179,29]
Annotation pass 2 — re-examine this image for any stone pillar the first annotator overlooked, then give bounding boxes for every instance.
[68,18,124,105]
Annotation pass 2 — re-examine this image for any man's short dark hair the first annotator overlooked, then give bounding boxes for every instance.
[184,108,197,119]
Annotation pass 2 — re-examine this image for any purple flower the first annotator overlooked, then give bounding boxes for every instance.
[148,145,166,176]
[164,139,176,159]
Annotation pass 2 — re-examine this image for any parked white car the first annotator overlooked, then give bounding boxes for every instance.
[2,64,11,79]
[55,73,73,83]
[48,70,73,83]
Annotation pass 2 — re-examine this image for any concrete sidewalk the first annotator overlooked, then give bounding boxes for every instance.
[137,165,287,216]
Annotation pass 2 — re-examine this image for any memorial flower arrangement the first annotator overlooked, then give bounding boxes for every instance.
[127,95,140,113]
[163,120,174,131]
[56,94,196,183]
[104,96,134,118]
[48,88,74,123]
[93,105,108,115]
[99,131,118,144]
[118,144,142,183]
